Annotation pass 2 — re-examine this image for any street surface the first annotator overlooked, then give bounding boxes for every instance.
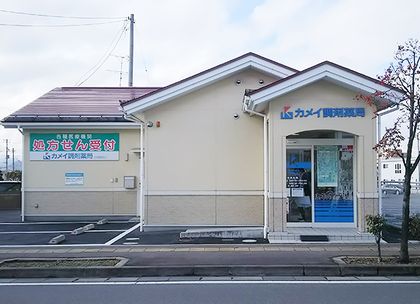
[382,192,420,226]
[1,279,420,304]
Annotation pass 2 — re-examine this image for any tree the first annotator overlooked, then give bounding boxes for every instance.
[366,39,420,263]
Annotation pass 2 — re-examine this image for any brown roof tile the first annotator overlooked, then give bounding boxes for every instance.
[2,87,159,123]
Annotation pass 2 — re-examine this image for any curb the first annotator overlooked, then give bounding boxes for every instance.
[1,265,420,278]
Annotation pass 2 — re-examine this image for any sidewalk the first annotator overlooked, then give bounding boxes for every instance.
[1,243,420,278]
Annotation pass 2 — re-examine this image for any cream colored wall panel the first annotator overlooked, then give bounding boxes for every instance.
[146,195,216,225]
[215,196,263,225]
[144,70,275,192]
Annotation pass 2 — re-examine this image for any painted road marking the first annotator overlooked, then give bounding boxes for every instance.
[0,280,420,286]
[105,223,141,245]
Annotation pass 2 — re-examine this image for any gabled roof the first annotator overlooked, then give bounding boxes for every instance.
[2,87,159,124]
[121,52,298,114]
[247,61,405,111]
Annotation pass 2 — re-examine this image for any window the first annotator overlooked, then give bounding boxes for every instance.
[383,164,388,169]
[395,163,402,174]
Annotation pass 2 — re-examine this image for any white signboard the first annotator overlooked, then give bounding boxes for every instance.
[65,172,84,185]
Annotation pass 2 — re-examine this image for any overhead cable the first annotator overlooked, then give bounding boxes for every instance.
[0,20,125,27]
[75,21,129,86]
[0,9,125,20]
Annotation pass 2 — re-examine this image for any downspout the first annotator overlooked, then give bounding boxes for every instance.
[243,94,269,239]
[122,111,145,232]
[17,126,24,222]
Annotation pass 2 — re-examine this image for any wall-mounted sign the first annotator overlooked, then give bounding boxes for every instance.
[280,106,365,120]
[30,133,119,161]
[65,172,84,185]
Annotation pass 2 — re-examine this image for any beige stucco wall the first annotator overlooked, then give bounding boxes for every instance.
[268,80,378,231]
[23,128,140,216]
[143,69,277,193]
[138,69,277,225]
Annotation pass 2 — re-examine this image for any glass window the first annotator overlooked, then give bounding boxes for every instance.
[286,148,312,223]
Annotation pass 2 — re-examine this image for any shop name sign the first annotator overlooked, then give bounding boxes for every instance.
[29,133,119,161]
[280,106,365,120]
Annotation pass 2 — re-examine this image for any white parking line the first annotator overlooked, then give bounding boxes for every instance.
[0,231,72,234]
[105,223,141,245]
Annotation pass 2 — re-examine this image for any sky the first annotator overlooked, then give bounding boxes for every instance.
[1,0,420,163]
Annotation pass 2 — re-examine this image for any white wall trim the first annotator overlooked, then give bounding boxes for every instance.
[357,192,379,199]
[25,187,137,192]
[145,190,263,196]
[2,122,140,129]
[250,63,405,110]
[269,192,288,199]
[25,213,135,217]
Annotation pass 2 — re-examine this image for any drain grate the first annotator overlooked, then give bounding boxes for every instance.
[300,235,329,242]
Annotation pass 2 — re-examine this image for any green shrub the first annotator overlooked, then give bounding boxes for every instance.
[409,215,420,240]
[366,214,386,262]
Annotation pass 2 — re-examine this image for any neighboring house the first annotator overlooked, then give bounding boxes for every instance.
[1,52,404,238]
[382,156,420,183]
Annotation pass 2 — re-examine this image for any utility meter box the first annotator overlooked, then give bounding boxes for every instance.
[123,176,136,189]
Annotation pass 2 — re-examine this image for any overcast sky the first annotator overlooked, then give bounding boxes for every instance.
[1,0,420,161]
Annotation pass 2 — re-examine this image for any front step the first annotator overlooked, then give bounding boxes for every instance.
[180,227,263,239]
[269,228,375,243]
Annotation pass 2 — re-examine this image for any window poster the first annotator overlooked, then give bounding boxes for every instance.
[316,146,338,187]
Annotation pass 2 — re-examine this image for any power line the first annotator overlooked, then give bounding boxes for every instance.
[0,9,125,20]
[75,21,129,86]
[0,20,125,27]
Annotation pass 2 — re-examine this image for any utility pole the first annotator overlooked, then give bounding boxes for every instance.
[5,139,9,173]
[12,148,15,171]
[128,13,134,87]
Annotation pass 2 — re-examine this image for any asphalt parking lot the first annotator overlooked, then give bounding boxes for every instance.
[0,210,267,246]
[0,221,138,246]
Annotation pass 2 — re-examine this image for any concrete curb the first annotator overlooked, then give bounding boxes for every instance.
[1,265,420,278]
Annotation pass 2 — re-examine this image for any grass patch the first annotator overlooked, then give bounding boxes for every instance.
[0,258,121,268]
[341,256,420,265]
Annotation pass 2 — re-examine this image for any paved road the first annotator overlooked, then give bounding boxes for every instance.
[1,279,419,304]
[382,192,420,226]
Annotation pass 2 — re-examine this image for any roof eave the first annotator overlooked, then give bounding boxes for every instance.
[249,63,405,112]
[121,54,298,114]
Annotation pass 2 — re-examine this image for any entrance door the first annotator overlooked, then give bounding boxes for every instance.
[286,143,355,225]
[314,145,354,223]
[286,147,312,223]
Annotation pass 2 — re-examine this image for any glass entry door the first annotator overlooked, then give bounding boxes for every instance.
[314,145,354,223]
[286,144,355,225]
[286,148,312,223]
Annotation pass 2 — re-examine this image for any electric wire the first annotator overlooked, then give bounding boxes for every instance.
[0,20,125,27]
[75,21,129,86]
[0,9,125,20]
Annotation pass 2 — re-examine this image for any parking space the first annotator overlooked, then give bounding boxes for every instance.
[0,211,268,246]
[0,219,139,246]
[114,230,269,245]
